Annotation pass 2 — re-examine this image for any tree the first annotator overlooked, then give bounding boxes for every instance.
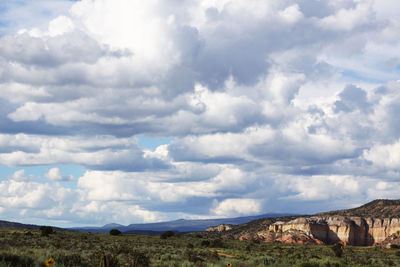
[160,231,175,239]
[109,229,122,236]
[40,226,54,237]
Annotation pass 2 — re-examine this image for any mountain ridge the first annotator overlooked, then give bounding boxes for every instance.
[0,213,293,233]
[316,199,400,218]
[3,199,400,240]
[72,213,294,233]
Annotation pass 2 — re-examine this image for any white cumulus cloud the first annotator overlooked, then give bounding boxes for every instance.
[0,0,399,226]
[211,198,262,217]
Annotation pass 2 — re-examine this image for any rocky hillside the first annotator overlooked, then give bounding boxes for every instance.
[0,220,41,230]
[0,220,64,231]
[206,199,400,246]
[267,216,400,246]
[317,199,400,218]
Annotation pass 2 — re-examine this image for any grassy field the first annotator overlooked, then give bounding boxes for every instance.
[1,228,400,266]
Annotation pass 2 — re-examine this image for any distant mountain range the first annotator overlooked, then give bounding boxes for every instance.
[70,213,294,233]
[0,220,42,230]
[3,199,400,238]
[0,220,64,231]
[0,213,293,234]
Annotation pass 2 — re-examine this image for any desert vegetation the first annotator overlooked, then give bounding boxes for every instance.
[1,227,400,266]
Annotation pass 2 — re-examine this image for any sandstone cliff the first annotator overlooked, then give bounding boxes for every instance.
[267,216,400,246]
[206,224,233,232]
[205,200,400,246]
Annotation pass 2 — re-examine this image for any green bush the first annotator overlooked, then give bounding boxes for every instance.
[203,250,219,263]
[40,226,54,237]
[130,250,150,267]
[160,231,175,239]
[160,253,172,261]
[55,253,87,267]
[109,229,122,236]
[210,239,224,248]
[201,240,210,247]
[181,261,195,267]
[300,262,320,267]
[250,256,275,266]
[184,250,202,263]
[0,253,35,267]
[330,243,343,258]
[99,254,120,267]
[24,231,33,236]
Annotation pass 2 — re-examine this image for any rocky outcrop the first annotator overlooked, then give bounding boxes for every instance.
[268,216,400,246]
[236,228,324,245]
[206,224,233,232]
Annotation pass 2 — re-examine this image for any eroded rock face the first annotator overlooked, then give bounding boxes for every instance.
[237,228,324,245]
[206,224,233,232]
[268,216,400,246]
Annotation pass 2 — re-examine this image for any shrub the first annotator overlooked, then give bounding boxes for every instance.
[55,253,87,267]
[184,250,202,263]
[99,254,120,267]
[0,253,35,267]
[203,250,219,263]
[40,226,54,237]
[390,244,400,249]
[109,229,122,236]
[300,262,320,267]
[200,240,210,247]
[181,261,195,267]
[130,251,150,267]
[160,231,175,239]
[24,231,33,236]
[249,256,275,266]
[160,253,172,261]
[330,243,343,258]
[210,239,224,248]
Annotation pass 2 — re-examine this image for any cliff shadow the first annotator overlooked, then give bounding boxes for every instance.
[326,229,341,245]
[317,225,374,246]
[309,224,341,245]
[347,222,375,246]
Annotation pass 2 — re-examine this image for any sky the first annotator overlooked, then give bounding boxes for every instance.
[0,0,399,227]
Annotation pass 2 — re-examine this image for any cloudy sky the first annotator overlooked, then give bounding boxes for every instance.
[0,0,399,227]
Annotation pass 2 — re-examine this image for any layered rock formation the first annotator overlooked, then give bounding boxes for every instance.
[268,216,400,246]
[207,200,400,246]
[206,224,233,232]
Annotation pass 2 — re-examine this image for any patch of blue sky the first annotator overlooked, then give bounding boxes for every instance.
[0,164,85,188]
[0,0,76,35]
[0,24,7,36]
[0,5,8,27]
[136,135,173,151]
[340,69,390,84]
